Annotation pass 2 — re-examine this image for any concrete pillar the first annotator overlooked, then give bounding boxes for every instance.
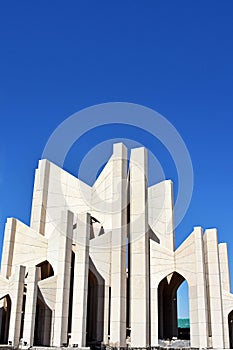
[30,160,50,235]
[1,218,17,279]
[103,285,110,344]
[189,227,209,348]
[204,228,224,349]
[219,243,230,293]
[53,210,73,346]
[70,213,90,347]
[129,147,150,347]
[8,265,25,347]
[22,267,39,346]
[110,143,127,347]
[219,243,230,348]
[150,285,158,346]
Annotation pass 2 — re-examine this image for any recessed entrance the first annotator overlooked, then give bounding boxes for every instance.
[0,295,11,344]
[33,295,52,346]
[158,272,190,341]
[86,267,104,347]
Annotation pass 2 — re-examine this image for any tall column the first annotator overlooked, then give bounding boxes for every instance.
[219,242,230,293]
[219,243,230,348]
[129,147,150,347]
[53,210,73,346]
[204,228,224,349]
[1,218,17,279]
[22,267,39,346]
[70,213,90,347]
[150,285,158,346]
[30,160,50,235]
[103,285,110,344]
[189,227,209,348]
[110,143,127,347]
[8,265,25,347]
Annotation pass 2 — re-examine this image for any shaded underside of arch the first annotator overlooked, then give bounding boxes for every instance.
[158,272,187,340]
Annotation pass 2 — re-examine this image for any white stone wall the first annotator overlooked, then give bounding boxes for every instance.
[148,180,174,251]
[1,143,233,348]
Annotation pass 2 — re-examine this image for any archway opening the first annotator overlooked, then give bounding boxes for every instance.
[177,280,190,340]
[86,268,104,347]
[33,261,54,346]
[158,272,190,341]
[228,310,233,348]
[0,295,11,344]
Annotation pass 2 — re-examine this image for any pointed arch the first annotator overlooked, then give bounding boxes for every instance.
[158,271,190,341]
[86,259,105,347]
[0,295,11,344]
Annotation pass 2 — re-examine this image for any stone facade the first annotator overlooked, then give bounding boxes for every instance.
[0,143,233,348]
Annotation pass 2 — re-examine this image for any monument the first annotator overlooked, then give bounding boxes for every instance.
[0,143,233,349]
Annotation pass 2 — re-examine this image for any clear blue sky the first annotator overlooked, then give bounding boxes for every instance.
[0,1,233,319]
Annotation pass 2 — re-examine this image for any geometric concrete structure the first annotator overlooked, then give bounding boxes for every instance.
[1,143,233,348]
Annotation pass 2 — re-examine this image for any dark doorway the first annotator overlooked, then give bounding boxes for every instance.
[33,294,52,346]
[228,310,233,348]
[158,272,190,340]
[86,270,98,346]
[86,268,104,347]
[68,252,75,336]
[0,295,11,344]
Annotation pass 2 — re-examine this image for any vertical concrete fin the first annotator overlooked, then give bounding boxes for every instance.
[219,242,231,348]
[148,180,175,251]
[190,227,209,348]
[30,159,50,235]
[165,180,175,251]
[53,210,73,346]
[71,213,90,347]
[110,143,127,347]
[1,218,17,279]
[8,265,25,347]
[22,266,40,346]
[129,146,150,347]
[204,228,224,349]
[219,242,230,293]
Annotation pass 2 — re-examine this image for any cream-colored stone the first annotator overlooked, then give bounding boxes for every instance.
[1,143,233,348]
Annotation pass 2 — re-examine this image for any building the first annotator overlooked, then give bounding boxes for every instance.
[1,143,233,349]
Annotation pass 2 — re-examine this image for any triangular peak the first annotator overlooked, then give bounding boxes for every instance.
[93,142,128,188]
[129,146,148,182]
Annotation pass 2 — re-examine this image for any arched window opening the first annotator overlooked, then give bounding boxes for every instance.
[0,295,11,344]
[158,272,190,344]
[86,266,105,347]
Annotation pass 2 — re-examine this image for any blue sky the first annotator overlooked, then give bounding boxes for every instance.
[0,1,233,319]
